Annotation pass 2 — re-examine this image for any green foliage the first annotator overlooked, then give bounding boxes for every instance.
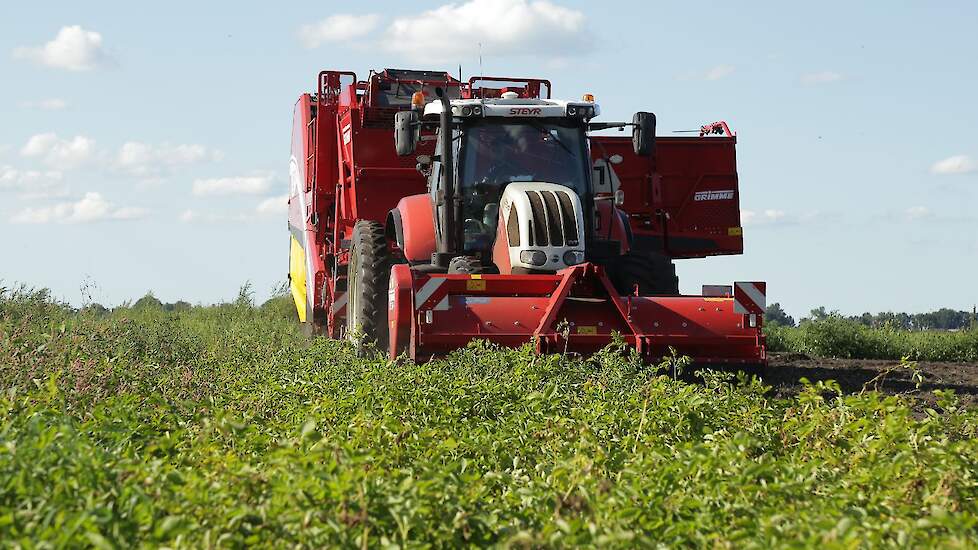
[766,315,978,361]
[764,302,795,327]
[132,291,164,311]
[3,290,978,547]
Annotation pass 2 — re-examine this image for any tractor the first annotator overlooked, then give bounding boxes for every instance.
[288,69,766,366]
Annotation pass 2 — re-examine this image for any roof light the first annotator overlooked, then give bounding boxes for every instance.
[582,93,595,102]
[411,91,425,109]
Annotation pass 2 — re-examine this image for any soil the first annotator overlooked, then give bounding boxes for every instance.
[764,353,978,411]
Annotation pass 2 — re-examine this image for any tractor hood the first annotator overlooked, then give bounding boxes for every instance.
[492,182,586,274]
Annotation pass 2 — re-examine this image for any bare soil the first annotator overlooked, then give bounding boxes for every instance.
[764,353,978,411]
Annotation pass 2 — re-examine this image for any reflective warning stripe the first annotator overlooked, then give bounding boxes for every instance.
[330,292,348,315]
[415,278,446,311]
[733,282,766,314]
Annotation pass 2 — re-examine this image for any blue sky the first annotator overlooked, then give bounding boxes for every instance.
[1,1,976,318]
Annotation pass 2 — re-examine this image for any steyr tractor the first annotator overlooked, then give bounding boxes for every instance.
[288,69,766,367]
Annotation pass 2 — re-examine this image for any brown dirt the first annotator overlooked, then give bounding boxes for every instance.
[764,353,978,411]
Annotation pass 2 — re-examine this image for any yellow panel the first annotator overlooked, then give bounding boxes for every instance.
[470,274,482,279]
[728,226,743,236]
[289,235,307,322]
[466,280,486,291]
[576,326,597,335]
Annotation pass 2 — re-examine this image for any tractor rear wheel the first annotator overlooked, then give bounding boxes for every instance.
[346,220,392,354]
[607,252,680,296]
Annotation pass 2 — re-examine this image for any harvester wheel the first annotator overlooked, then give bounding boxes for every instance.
[608,252,679,296]
[346,220,392,354]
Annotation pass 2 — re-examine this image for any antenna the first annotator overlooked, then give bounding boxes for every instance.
[479,42,483,78]
[458,64,462,84]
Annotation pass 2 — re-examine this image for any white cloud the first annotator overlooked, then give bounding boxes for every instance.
[298,14,381,48]
[10,192,146,224]
[741,209,788,226]
[192,175,273,196]
[930,155,976,175]
[0,165,67,198]
[801,71,843,85]
[385,0,588,62]
[114,142,220,177]
[12,25,111,71]
[904,206,932,221]
[20,98,68,110]
[256,194,289,216]
[704,65,736,81]
[20,133,95,167]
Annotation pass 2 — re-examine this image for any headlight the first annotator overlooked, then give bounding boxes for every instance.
[562,250,585,265]
[472,106,483,115]
[462,106,472,116]
[567,106,578,116]
[520,250,547,266]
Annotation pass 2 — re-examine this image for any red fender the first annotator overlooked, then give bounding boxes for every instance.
[390,195,436,263]
[594,200,632,254]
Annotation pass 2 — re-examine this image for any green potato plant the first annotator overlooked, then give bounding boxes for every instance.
[2,287,977,548]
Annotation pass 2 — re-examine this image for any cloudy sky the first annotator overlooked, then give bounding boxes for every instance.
[1,1,976,318]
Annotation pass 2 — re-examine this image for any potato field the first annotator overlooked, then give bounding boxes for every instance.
[2,288,978,548]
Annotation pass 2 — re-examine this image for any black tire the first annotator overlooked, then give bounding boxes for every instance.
[347,220,392,354]
[607,252,679,296]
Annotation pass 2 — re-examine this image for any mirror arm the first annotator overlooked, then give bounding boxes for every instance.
[588,122,632,131]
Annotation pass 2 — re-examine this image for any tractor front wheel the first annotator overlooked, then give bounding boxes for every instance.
[346,220,392,354]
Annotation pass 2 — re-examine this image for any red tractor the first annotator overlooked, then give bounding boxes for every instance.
[288,68,766,367]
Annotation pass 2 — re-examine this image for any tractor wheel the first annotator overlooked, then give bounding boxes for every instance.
[346,220,392,354]
[607,252,680,296]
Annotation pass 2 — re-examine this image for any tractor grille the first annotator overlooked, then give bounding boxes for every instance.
[524,190,579,247]
[506,207,521,246]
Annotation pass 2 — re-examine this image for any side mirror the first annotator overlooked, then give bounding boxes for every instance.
[394,110,420,156]
[632,111,656,156]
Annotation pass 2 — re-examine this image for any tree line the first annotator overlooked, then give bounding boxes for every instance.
[766,303,978,331]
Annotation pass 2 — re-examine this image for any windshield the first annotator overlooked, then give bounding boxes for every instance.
[457,119,589,253]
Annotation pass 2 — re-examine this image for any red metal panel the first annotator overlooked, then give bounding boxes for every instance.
[402,264,765,364]
[590,136,744,259]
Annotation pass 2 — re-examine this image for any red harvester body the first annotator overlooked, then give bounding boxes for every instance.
[288,68,765,367]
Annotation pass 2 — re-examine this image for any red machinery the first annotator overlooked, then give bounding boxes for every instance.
[288,68,765,367]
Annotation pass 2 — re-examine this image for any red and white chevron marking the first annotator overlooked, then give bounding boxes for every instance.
[733,282,766,315]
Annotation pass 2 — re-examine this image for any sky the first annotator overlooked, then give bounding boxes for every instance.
[1,1,976,319]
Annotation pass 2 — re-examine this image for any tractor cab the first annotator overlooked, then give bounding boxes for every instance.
[396,88,653,275]
[421,92,597,259]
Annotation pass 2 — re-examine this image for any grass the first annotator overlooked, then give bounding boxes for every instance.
[765,317,978,362]
[2,287,978,547]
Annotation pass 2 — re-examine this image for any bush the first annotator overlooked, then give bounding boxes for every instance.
[765,316,978,361]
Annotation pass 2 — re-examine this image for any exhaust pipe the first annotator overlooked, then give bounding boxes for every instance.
[434,87,459,265]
